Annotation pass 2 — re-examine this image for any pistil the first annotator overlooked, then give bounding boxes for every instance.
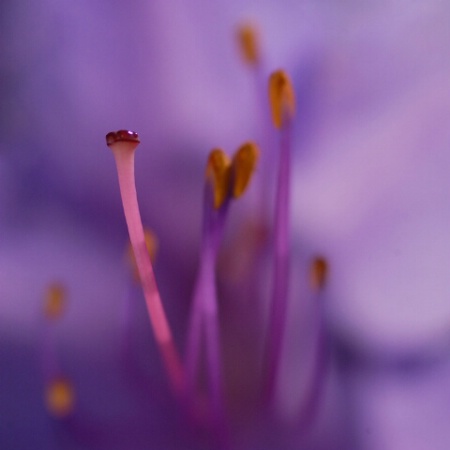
[121,228,158,359]
[106,130,184,396]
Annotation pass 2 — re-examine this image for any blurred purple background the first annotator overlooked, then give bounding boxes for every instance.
[2,1,450,449]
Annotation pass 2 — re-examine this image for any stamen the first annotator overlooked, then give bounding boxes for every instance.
[186,149,231,426]
[41,282,75,420]
[106,130,184,396]
[45,377,75,418]
[298,257,330,430]
[186,142,258,436]
[236,22,260,67]
[44,282,66,320]
[205,149,231,209]
[310,257,328,292]
[42,282,67,381]
[231,141,260,199]
[264,71,296,405]
[268,70,296,129]
[236,22,274,226]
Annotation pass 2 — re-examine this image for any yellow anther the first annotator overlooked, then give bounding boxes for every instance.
[45,377,75,418]
[127,228,159,282]
[44,283,66,319]
[205,149,232,209]
[231,141,260,198]
[310,257,328,292]
[268,70,296,129]
[236,22,260,66]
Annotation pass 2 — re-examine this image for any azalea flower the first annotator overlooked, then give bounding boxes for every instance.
[2,1,450,449]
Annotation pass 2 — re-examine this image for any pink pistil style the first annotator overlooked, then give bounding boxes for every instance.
[106,130,184,396]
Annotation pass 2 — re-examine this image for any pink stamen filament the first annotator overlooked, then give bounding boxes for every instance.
[41,318,61,382]
[253,67,276,223]
[111,146,184,396]
[185,185,227,427]
[298,289,328,430]
[264,120,292,405]
[204,248,224,418]
[187,249,223,409]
